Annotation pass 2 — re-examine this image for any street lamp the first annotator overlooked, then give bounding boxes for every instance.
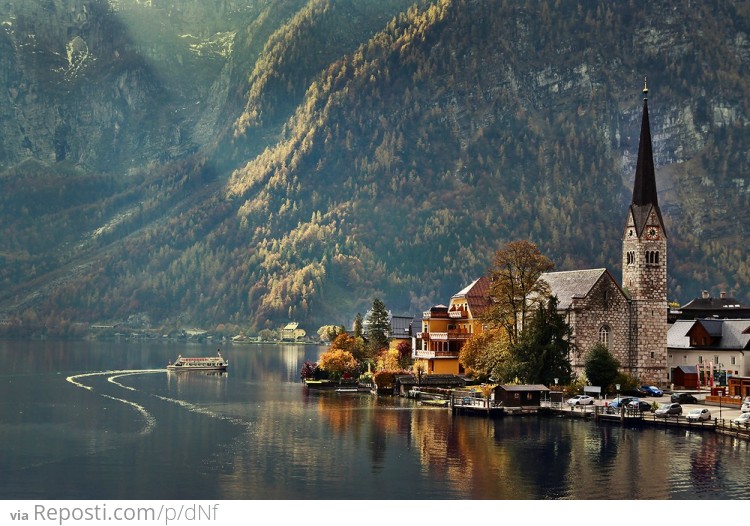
[616,383,620,401]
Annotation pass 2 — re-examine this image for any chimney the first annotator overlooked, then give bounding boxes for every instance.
[720,291,727,301]
[702,290,710,299]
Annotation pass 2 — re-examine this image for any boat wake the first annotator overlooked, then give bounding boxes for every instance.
[66,369,251,433]
[66,369,164,435]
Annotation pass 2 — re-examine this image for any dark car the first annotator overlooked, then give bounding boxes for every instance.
[621,387,649,397]
[628,400,653,412]
[655,402,682,417]
[671,393,698,404]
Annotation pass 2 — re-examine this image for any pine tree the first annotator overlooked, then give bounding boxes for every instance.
[510,296,572,385]
[365,298,390,357]
[353,312,364,338]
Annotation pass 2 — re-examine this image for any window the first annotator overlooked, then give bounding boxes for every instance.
[731,356,736,365]
[650,352,655,359]
[683,355,687,364]
[599,326,610,347]
[714,356,719,365]
[626,251,635,265]
[698,356,703,364]
[645,250,660,265]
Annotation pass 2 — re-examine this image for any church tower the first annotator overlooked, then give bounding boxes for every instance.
[622,80,668,385]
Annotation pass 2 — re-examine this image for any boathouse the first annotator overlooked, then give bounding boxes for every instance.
[493,384,550,408]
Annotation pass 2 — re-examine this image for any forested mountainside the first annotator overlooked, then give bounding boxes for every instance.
[1,0,749,336]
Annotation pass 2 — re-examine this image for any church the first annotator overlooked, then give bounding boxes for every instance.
[540,82,668,386]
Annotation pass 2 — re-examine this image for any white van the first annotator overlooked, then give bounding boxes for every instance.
[741,397,750,413]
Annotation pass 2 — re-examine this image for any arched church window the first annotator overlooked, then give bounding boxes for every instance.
[599,325,610,347]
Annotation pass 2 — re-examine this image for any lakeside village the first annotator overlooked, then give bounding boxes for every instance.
[302,86,750,439]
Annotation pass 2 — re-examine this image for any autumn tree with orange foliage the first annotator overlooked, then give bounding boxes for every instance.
[329,332,368,363]
[318,348,359,380]
[485,240,554,345]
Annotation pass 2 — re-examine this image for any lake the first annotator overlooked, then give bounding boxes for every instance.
[1,339,748,500]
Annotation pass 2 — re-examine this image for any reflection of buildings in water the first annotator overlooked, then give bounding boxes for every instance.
[690,433,720,489]
[409,410,521,498]
[279,344,305,382]
[565,423,669,499]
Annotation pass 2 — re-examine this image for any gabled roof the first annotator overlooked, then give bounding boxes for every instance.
[675,365,698,374]
[452,276,491,317]
[667,320,692,348]
[539,268,613,310]
[690,319,723,338]
[668,319,750,350]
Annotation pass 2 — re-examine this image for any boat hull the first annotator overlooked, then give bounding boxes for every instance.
[167,365,227,372]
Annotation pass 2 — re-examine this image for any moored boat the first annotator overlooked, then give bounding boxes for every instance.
[167,350,228,372]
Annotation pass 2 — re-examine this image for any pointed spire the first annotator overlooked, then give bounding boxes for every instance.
[632,78,658,207]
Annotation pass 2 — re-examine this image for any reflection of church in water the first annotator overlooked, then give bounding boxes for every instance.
[541,82,668,386]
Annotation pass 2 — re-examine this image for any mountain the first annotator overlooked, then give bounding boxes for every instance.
[1,0,749,337]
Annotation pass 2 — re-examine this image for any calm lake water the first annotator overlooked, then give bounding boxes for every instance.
[1,339,748,500]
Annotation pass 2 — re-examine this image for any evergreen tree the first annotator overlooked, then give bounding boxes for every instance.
[353,313,364,338]
[585,343,620,393]
[508,296,572,385]
[365,298,391,357]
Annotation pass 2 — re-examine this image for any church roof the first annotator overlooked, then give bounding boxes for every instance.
[629,81,666,237]
[539,268,609,310]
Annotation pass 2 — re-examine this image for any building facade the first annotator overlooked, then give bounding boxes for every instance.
[414,276,491,375]
[667,318,750,386]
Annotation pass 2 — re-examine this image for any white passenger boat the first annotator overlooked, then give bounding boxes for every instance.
[167,351,228,372]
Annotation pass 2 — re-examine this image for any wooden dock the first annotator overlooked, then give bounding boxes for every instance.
[449,392,505,417]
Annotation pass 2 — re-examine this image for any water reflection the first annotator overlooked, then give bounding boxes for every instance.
[2,340,750,499]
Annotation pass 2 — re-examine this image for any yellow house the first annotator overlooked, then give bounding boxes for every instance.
[414,277,491,375]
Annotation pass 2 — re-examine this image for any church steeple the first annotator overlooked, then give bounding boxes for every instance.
[632,78,658,207]
[628,78,665,237]
[621,78,668,387]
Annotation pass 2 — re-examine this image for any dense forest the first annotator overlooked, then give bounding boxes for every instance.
[1,0,749,336]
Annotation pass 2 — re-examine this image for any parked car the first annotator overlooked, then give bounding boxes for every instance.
[622,387,649,397]
[671,393,698,404]
[732,412,750,426]
[606,396,638,414]
[741,397,750,413]
[655,403,682,417]
[641,385,663,397]
[567,394,595,406]
[628,400,652,412]
[685,408,712,421]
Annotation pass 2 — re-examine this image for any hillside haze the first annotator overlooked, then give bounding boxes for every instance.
[1,0,749,336]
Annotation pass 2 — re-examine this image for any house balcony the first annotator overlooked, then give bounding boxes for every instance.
[417,331,472,341]
[414,349,458,359]
[449,310,467,319]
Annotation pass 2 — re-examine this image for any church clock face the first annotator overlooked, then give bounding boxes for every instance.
[646,227,659,240]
